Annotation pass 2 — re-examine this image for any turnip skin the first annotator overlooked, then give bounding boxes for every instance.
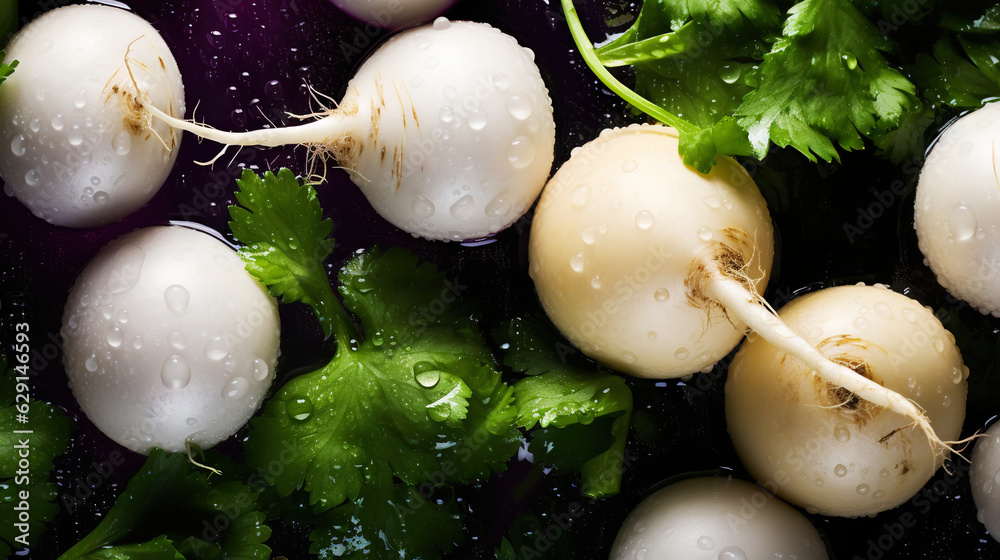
[610,477,829,560]
[915,101,1000,316]
[330,0,459,29]
[0,4,184,228]
[144,19,555,242]
[528,124,774,378]
[972,422,1000,542]
[726,284,968,517]
[62,226,280,454]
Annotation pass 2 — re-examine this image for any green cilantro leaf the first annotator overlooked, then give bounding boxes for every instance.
[58,449,271,560]
[229,168,345,338]
[245,247,519,512]
[0,356,73,558]
[496,316,633,498]
[735,0,917,161]
[310,482,463,559]
[659,0,781,32]
[910,37,1000,110]
[593,1,766,171]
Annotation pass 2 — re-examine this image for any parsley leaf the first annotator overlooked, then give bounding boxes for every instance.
[58,449,271,560]
[245,247,519,512]
[496,317,633,498]
[229,168,345,339]
[735,0,917,161]
[0,356,73,557]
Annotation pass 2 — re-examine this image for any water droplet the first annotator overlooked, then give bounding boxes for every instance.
[51,114,64,131]
[24,169,39,187]
[93,191,109,204]
[251,358,270,382]
[622,352,637,364]
[411,195,435,219]
[697,536,715,550]
[85,355,98,373]
[901,308,917,323]
[718,546,747,560]
[591,276,602,289]
[109,245,145,294]
[675,347,689,360]
[856,483,870,495]
[413,362,442,388]
[222,377,250,400]
[654,288,670,302]
[507,135,535,169]
[90,176,101,187]
[68,125,84,146]
[112,131,132,155]
[906,377,917,389]
[853,317,870,329]
[570,185,590,208]
[697,226,713,241]
[287,396,314,421]
[485,194,511,218]
[570,252,585,273]
[164,285,190,314]
[10,135,25,157]
[834,424,851,442]
[449,195,475,221]
[74,88,88,109]
[949,202,977,241]
[28,118,39,133]
[131,336,143,350]
[873,302,893,319]
[161,355,191,389]
[932,337,945,353]
[468,110,488,130]
[703,195,722,209]
[506,94,532,120]
[942,394,951,408]
[186,417,199,426]
[873,489,886,499]
[842,53,858,70]
[432,17,451,30]
[439,106,455,124]
[205,336,229,360]
[635,210,654,230]
[492,73,509,90]
[834,464,848,477]
[719,64,742,84]
[106,326,123,348]
[622,159,638,172]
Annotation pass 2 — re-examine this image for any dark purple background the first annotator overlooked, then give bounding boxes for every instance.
[1,0,999,559]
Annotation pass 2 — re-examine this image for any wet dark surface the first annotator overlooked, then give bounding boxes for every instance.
[1,0,1000,558]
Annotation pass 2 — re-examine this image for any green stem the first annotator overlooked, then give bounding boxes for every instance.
[561,0,698,135]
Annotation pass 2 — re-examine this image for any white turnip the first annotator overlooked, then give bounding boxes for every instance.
[726,284,968,517]
[62,226,280,454]
[529,123,958,459]
[610,476,829,560]
[972,421,1000,541]
[0,4,185,228]
[915,101,1000,316]
[140,18,555,242]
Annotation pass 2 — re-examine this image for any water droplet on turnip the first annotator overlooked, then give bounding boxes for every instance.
[161,355,191,389]
[164,284,190,313]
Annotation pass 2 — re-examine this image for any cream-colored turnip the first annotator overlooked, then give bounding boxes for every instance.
[726,284,968,517]
[141,18,555,242]
[0,4,184,228]
[530,123,959,460]
[610,476,829,560]
[529,124,774,378]
[62,226,280,454]
[971,421,1000,541]
[915,101,1000,316]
